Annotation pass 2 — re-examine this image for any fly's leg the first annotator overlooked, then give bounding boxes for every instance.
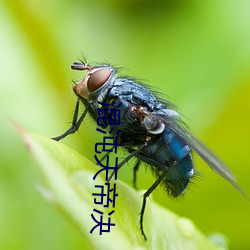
[140,171,167,240]
[52,99,89,141]
[97,147,114,164]
[108,144,146,182]
[133,160,141,189]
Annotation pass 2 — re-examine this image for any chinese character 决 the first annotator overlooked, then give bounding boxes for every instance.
[90,209,115,235]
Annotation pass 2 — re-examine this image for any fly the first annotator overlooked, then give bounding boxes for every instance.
[52,60,247,240]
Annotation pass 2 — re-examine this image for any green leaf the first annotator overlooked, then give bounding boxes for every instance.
[19,127,226,250]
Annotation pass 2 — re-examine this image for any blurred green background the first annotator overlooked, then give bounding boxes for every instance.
[1,0,250,249]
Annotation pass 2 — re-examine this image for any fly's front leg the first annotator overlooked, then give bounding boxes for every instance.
[52,99,89,141]
[140,171,167,240]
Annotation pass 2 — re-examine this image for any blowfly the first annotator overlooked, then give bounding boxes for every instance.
[52,60,246,240]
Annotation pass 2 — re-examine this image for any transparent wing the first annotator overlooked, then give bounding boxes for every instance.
[149,110,247,198]
[170,122,247,198]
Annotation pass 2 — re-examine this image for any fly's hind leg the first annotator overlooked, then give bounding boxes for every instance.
[140,171,167,240]
[133,160,141,189]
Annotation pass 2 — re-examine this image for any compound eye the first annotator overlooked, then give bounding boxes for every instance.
[87,68,111,92]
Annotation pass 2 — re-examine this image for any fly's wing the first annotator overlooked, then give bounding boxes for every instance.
[182,131,248,197]
[151,110,247,198]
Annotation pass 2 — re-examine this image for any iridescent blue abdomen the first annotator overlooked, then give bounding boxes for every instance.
[136,128,193,197]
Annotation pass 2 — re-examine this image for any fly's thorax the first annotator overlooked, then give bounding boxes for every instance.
[73,64,117,102]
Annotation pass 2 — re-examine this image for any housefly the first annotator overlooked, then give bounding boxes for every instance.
[52,60,246,240]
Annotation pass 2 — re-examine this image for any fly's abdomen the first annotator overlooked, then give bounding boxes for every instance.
[164,153,193,197]
[163,129,194,196]
[137,128,194,197]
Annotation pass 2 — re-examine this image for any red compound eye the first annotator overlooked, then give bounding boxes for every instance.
[87,68,111,92]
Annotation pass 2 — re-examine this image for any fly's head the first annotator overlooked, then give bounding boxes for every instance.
[72,61,116,101]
